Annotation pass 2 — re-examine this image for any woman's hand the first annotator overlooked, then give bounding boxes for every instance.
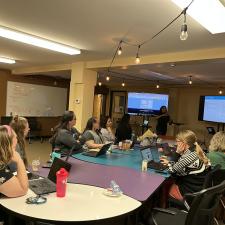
[176,142,186,154]
[160,157,169,165]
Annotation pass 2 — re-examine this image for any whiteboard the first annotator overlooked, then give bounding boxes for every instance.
[6,81,68,117]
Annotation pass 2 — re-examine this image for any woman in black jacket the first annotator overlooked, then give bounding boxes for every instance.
[115,114,132,143]
[50,111,82,155]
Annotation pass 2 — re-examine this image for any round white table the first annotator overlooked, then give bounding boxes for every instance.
[0,183,141,224]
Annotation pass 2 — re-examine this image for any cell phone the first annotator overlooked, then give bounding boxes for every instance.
[42,162,52,168]
[27,173,40,180]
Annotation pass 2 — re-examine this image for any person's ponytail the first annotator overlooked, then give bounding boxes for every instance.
[177,130,209,166]
[195,142,209,165]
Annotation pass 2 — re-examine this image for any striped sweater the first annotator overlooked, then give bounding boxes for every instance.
[168,149,209,176]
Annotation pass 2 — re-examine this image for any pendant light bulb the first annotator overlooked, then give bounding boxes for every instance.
[219,90,223,95]
[106,76,110,81]
[118,46,122,56]
[188,76,192,85]
[156,84,160,89]
[98,81,102,86]
[135,54,140,64]
[180,12,188,41]
[122,81,125,87]
[180,24,188,41]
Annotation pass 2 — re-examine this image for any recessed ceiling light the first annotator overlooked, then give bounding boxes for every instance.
[171,0,225,34]
[0,57,15,64]
[0,26,80,55]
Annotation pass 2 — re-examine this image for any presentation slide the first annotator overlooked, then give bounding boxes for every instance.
[203,96,225,123]
[127,92,168,114]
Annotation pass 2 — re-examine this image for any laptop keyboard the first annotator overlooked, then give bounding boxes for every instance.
[29,178,56,195]
[147,160,168,171]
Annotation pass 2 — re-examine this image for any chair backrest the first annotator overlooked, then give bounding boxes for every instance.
[203,164,221,189]
[212,169,225,186]
[185,180,225,225]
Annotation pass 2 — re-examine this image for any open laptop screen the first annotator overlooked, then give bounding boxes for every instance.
[141,148,153,161]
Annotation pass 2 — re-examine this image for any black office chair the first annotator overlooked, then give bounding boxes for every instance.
[27,117,43,144]
[212,169,225,223]
[168,164,222,210]
[149,181,225,225]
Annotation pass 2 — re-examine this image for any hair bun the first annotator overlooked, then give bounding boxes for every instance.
[13,115,19,122]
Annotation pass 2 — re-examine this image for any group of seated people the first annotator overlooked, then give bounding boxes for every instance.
[0,111,224,217]
[49,111,133,154]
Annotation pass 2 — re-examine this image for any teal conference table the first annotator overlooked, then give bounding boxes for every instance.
[72,147,170,178]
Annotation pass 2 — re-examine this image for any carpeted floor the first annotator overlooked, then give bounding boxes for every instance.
[26,139,52,165]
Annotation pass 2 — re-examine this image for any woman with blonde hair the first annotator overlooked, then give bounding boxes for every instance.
[161,130,210,200]
[208,131,225,169]
[0,125,28,197]
[10,116,30,167]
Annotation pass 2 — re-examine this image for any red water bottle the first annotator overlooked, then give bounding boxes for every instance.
[56,168,69,197]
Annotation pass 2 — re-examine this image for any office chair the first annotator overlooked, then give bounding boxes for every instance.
[212,169,225,223]
[168,164,222,210]
[27,117,43,144]
[149,181,225,225]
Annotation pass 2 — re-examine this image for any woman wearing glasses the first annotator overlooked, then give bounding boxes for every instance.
[160,130,210,200]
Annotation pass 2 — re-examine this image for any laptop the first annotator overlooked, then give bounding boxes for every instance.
[82,143,111,157]
[42,144,77,169]
[29,157,72,195]
[140,147,167,171]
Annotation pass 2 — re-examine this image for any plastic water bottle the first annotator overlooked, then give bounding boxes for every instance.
[131,133,135,142]
[110,180,122,194]
[56,168,69,197]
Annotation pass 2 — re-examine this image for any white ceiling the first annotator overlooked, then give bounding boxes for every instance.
[98,59,225,87]
[0,0,225,70]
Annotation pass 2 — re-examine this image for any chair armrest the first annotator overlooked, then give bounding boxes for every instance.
[153,207,177,215]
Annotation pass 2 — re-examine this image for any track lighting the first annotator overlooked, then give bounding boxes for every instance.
[180,11,188,41]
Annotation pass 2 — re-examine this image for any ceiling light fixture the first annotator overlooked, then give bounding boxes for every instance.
[156,81,160,89]
[106,75,110,81]
[171,0,225,34]
[180,10,188,41]
[122,80,125,87]
[0,26,80,55]
[188,76,193,85]
[219,89,223,95]
[135,45,141,64]
[98,81,102,86]
[117,46,122,56]
[0,57,16,64]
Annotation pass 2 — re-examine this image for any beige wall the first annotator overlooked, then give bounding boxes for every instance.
[174,87,219,142]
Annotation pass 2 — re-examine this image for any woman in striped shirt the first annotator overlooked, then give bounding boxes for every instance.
[160,130,210,200]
